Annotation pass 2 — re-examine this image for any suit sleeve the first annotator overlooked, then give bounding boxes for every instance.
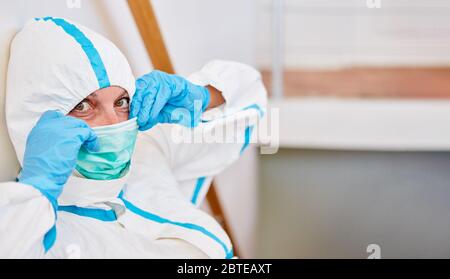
[0,181,56,258]
[140,60,267,205]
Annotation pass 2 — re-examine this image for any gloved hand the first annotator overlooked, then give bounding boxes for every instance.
[130,70,211,131]
[18,110,99,209]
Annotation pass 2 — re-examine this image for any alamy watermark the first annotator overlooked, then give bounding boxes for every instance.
[166,101,279,155]
[67,0,81,9]
[367,244,381,259]
[366,0,381,9]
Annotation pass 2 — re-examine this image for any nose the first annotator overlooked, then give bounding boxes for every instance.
[96,108,121,126]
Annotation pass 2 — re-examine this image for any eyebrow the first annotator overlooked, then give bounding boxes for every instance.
[116,91,129,100]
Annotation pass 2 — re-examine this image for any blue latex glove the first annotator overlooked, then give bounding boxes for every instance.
[130,70,211,131]
[18,110,99,209]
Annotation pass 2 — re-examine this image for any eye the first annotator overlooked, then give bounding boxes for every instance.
[115,97,130,109]
[73,100,92,113]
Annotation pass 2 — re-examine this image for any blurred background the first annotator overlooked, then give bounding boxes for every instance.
[2,0,450,258]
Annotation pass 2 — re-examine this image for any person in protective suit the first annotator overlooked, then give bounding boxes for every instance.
[0,17,266,258]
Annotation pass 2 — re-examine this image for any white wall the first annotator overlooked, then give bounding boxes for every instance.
[258,148,450,258]
[0,0,259,258]
[152,0,257,76]
[256,0,450,69]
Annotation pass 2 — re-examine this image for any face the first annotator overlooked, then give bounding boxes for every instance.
[68,86,130,127]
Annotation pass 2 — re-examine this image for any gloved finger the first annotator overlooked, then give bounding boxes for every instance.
[137,92,156,129]
[61,116,99,151]
[83,134,100,152]
[155,109,172,125]
[132,73,159,118]
[158,105,195,127]
[38,110,64,123]
[139,119,157,131]
[129,93,142,119]
[149,85,172,123]
[138,101,171,131]
[130,82,146,119]
[73,127,100,152]
[165,74,186,98]
[135,76,149,91]
[62,115,93,129]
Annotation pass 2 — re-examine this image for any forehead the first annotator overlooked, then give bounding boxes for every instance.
[88,86,128,99]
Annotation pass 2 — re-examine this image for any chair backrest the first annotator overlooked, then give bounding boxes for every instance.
[127,0,174,74]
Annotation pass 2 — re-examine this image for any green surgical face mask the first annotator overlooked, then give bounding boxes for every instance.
[76,118,138,180]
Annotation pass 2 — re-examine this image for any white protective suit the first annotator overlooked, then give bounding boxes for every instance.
[0,18,266,258]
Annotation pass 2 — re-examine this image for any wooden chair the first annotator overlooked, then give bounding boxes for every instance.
[127,0,240,258]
